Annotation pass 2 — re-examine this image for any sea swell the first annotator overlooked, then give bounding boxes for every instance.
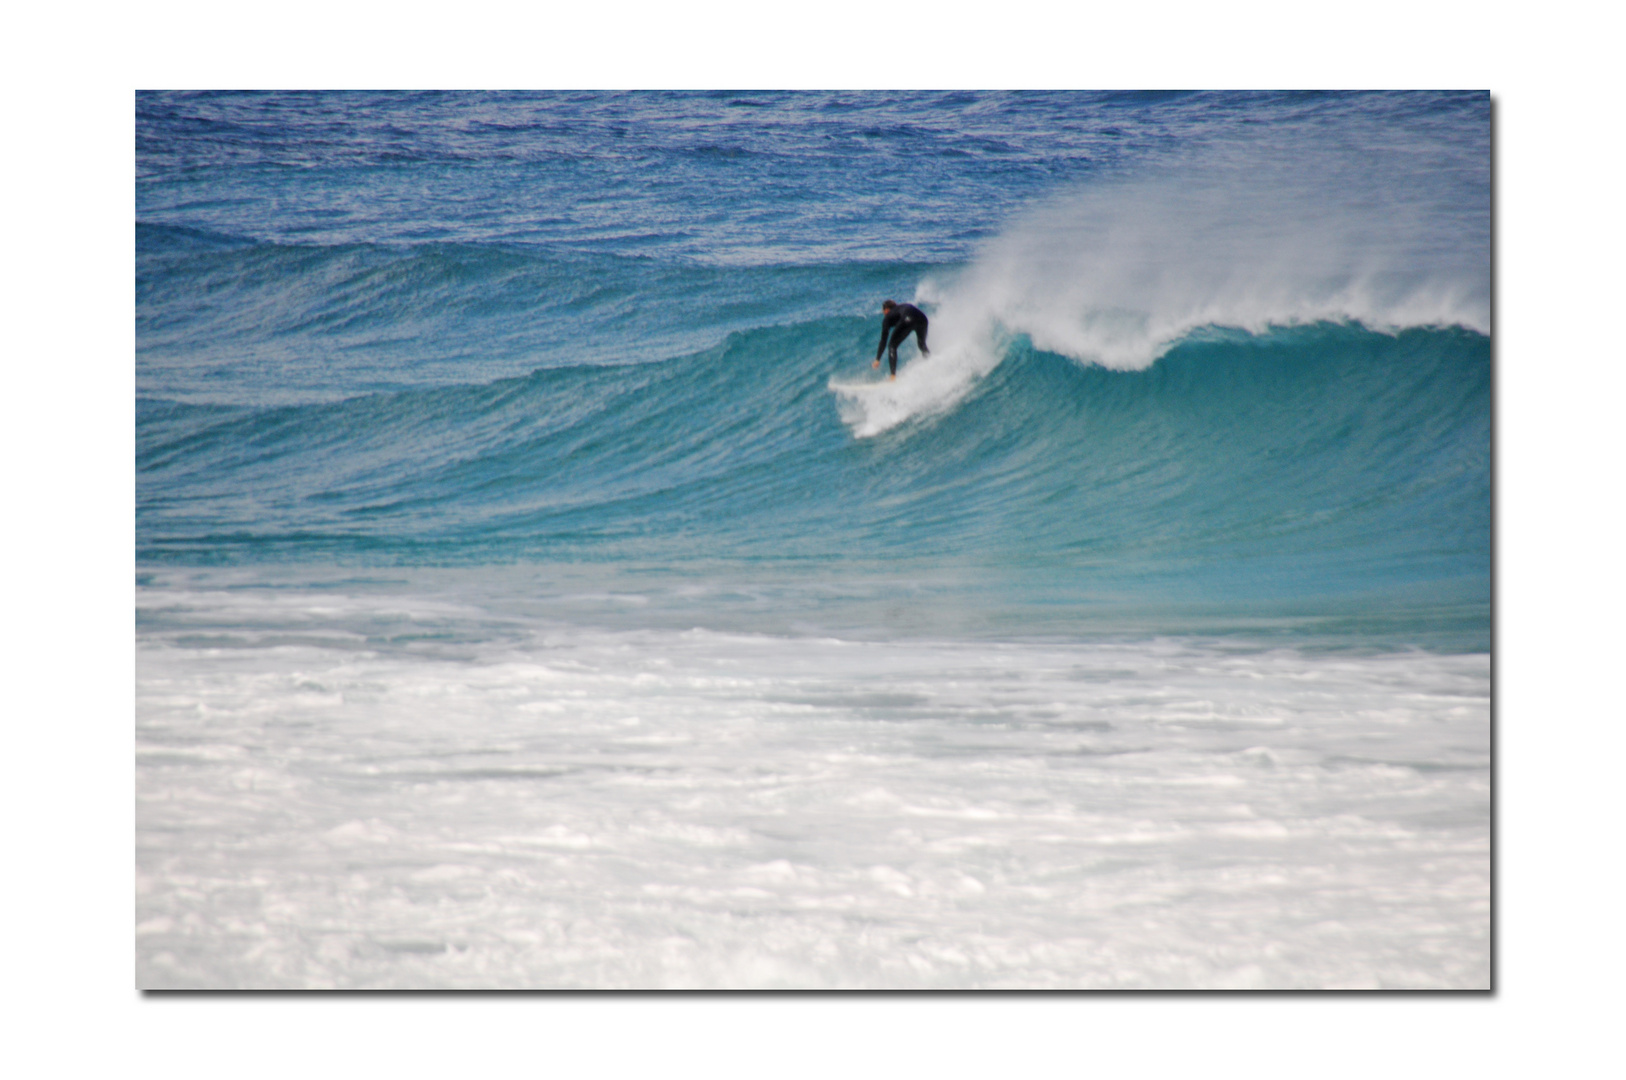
[138,223,930,406]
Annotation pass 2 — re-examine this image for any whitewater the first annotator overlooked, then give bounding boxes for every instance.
[136,91,1490,989]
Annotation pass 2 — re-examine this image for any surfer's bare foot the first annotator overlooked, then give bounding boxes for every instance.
[889,374,896,381]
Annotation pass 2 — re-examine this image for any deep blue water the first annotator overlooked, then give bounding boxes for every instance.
[136,91,1491,649]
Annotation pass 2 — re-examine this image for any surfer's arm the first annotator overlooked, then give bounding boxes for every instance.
[875,312,897,359]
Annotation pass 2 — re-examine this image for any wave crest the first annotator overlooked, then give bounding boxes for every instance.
[838,135,1489,436]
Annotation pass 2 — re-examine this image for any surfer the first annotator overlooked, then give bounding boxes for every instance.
[874,300,930,379]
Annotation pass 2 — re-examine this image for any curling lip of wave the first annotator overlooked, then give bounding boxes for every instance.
[832,152,1489,439]
[876,148,1490,433]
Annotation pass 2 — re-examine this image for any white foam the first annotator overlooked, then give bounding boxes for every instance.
[828,331,1002,438]
[136,576,1490,989]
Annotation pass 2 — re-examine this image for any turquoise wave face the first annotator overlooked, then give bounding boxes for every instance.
[139,312,1488,609]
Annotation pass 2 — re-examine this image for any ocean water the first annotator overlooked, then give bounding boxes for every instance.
[135,91,1491,989]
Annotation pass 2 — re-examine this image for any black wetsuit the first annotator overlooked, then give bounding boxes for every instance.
[876,303,930,375]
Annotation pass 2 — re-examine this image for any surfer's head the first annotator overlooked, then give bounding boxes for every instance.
[881,300,896,313]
